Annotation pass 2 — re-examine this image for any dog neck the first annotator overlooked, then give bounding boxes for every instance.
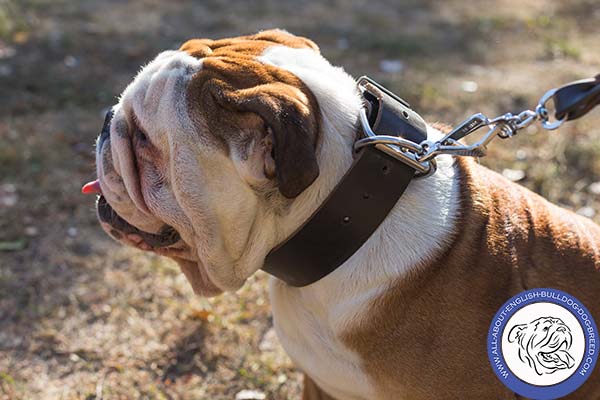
[262,45,460,317]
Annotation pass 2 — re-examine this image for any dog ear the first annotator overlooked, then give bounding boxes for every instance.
[508,324,527,343]
[195,75,320,198]
[181,32,322,198]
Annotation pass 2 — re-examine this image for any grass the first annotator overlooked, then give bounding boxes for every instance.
[1,0,599,399]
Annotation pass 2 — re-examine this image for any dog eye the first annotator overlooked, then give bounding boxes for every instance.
[544,327,549,331]
[135,128,148,143]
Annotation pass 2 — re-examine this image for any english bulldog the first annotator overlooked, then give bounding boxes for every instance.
[508,317,575,376]
[83,30,600,399]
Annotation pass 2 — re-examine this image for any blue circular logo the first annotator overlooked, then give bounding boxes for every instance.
[487,288,598,399]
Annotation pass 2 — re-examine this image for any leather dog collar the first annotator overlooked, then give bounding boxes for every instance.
[263,77,428,287]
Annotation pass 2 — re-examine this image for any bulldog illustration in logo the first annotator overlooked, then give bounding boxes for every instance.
[508,317,576,376]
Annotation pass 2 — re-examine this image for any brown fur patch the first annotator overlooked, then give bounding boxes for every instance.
[343,158,600,399]
[180,29,319,58]
[180,30,322,198]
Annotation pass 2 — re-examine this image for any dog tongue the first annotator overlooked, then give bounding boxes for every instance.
[81,179,102,195]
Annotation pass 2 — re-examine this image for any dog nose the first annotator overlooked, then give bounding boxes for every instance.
[98,109,114,147]
[82,109,115,195]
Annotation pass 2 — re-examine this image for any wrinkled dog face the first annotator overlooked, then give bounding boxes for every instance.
[508,317,575,375]
[87,30,359,296]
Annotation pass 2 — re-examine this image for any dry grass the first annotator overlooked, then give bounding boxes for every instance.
[1,0,599,399]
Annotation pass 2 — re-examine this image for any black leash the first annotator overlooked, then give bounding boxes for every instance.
[553,75,600,122]
[263,74,600,287]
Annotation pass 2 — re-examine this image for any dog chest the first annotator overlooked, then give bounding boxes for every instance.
[269,278,376,400]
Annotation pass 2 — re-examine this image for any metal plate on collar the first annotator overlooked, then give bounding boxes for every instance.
[356,76,434,176]
[357,76,428,143]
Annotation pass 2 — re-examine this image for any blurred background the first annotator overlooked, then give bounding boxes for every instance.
[0,0,599,398]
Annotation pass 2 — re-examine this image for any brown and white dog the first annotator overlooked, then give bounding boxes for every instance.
[85,30,600,399]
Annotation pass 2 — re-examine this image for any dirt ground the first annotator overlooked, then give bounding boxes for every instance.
[1,0,599,399]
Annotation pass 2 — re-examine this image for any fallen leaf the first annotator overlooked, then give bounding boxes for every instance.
[235,389,266,400]
[188,309,212,321]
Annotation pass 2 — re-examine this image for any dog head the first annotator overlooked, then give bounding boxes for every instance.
[88,30,362,296]
[508,316,575,375]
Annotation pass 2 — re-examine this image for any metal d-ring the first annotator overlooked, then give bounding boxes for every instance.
[536,88,566,130]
